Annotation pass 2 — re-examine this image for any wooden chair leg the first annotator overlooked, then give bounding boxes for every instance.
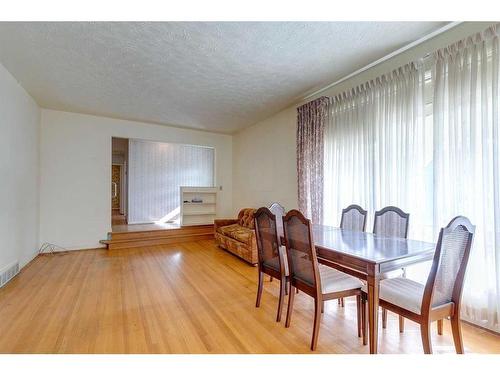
[450,315,464,354]
[356,295,362,338]
[321,301,325,313]
[399,268,406,333]
[285,286,295,328]
[311,297,322,351]
[338,298,341,305]
[361,294,367,345]
[285,280,289,295]
[382,308,387,329]
[420,321,433,354]
[256,271,263,308]
[276,277,286,322]
[437,319,443,335]
[341,298,345,307]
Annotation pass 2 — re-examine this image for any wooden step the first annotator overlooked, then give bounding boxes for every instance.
[109,224,213,240]
[100,224,214,250]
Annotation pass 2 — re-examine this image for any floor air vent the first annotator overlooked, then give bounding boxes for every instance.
[0,261,20,288]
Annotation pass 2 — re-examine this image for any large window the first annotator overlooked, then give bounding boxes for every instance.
[322,33,500,332]
[323,63,431,240]
[128,139,215,224]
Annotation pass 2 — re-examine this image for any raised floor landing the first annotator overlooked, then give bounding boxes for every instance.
[112,221,181,233]
[111,209,183,233]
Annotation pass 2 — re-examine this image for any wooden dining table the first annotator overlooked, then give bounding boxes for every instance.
[284,224,436,354]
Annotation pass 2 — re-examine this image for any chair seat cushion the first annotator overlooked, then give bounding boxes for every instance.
[361,277,424,314]
[217,224,254,245]
[319,265,363,294]
[263,246,289,276]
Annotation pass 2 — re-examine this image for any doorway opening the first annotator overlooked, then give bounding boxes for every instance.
[110,137,216,234]
[111,137,128,227]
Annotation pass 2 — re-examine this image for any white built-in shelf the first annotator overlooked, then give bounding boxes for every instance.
[180,186,218,226]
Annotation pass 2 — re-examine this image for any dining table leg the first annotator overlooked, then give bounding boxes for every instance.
[367,265,380,354]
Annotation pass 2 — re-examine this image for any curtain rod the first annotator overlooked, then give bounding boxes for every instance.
[301,21,462,102]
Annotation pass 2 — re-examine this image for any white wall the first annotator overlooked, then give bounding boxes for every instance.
[232,22,496,213]
[0,63,40,269]
[40,109,232,250]
[232,107,297,212]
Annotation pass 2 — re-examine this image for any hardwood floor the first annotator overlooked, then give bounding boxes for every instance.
[0,240,499,354]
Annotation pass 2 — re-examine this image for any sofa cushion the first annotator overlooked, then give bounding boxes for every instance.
[238,208,256,229]
[217,223,238,236]
[217,224,254,245]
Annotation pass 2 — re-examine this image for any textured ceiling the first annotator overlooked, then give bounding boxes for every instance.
[0,22,448,133]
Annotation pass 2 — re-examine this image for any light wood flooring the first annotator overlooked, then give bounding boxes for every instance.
[0,240,499,354]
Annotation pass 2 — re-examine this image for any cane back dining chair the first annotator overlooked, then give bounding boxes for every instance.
[373,206,410,239]
[337,204,368,307]
[269,202,286,238]
[362,216,475,354]
[340,204,368,232]
[373,206,410,331]
[282,209,364,350]
[266,202,287,285]
[254,207,289,322]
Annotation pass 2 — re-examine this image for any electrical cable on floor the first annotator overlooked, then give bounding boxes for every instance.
[38,242,69,256]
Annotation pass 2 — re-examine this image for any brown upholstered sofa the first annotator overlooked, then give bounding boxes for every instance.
[214,208,257,265]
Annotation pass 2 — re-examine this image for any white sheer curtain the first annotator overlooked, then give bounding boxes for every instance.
[128,139,215,224]
[324,62,430,241]
[433,26,500,332]
[323,25,500,332]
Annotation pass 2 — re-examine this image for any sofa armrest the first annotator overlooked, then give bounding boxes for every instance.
[214,219,238,233]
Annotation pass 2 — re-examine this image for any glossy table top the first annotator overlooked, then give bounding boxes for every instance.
[311,225,435,264]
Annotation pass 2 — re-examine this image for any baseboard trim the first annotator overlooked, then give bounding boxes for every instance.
[462,318,500,337]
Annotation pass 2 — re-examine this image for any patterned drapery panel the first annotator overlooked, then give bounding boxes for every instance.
[297,96,329,224]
